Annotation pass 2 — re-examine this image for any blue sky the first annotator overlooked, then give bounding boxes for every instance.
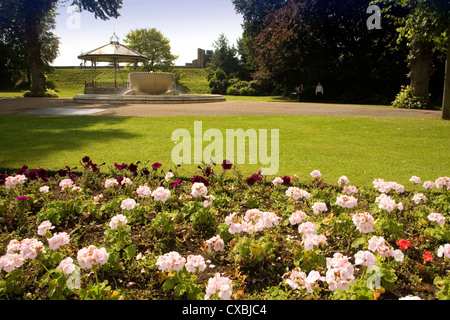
[52,0,244,66]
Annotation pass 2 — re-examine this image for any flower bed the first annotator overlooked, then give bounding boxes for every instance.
[0,157,449,300]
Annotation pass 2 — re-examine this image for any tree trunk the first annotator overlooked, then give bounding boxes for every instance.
[408,38,434,105]
[442,34,450,120]
[24,13,46,93]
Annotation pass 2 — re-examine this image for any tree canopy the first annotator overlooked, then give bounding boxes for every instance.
[123,28,178,72]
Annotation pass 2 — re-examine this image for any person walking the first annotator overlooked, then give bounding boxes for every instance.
[297,84,305,102]
[315,82,324,101]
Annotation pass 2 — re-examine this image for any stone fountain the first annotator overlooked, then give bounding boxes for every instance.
[125,72,178,96]
[74,71,225,104]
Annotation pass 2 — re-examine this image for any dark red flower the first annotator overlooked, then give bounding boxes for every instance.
[82,156,91,163]
[0,174,5,186]
[246,173,262,186]
[396,239,412,250]
[282,176,290,186]
[27,169,39,181]
[152,162,162,170]
[170,179,181,187]
[16,165,28,175]
[202,166,212,177]
[191,175,209,186]
[222,160,233,170]
[114,163,128,171]
[16,196,29,201]
[128,163,138,173]
[57,169,68,177]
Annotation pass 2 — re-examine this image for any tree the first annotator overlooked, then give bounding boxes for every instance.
[253,0,409,101]
[0,1,59,89]
[123,28,178,72]
[376,0,450,119]
[0,0,123,93]
[208,34,242,77]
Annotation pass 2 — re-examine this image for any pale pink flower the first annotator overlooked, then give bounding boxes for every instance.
[136,185,151,198]
[286,187,310,201]
[368,236,402,261]
[298,222,317,235]
[225,213,244,234]
[376,194,401,212]
[0,253,24,273]
[343,185,358,195]
[310,170,322,178]
[283,267,321,294]
[37,220,54,236]
[338,176,349,186]
[354,251,376,267]
[435,176,450,190]
[11,238,45,260]
[302,234,327,251]
[39,186,50,194]
[72,185,82,193]
[151,187,171,203]
[412,193,427,204]
[427,213,446,226]
[325,253,355,292]
[335,195,358,209]
[77,245,109,269]
[120,198,137,210]
[205,273,233,300]
[312,202,327,214]
[409,176,422,184]
[48,232,70,250]
[57,257,76,275]
[205,235,225,252]
[5,175,27,189]
[109,214,128,230]
[191,182,208,198]
[272,177,284,186]
[352,212,374,233]
[156,251,186,272]
[104,178,119,188]
[120,177,133,186]
[437,244,450,259]
[289,210,307,225]
[185,255,207,273]
[422,181,434,189]
[164,172,174,182]
[59,178,74,191]
[399,296,422,300]
[93,194,103,202]
[373,179,404,193]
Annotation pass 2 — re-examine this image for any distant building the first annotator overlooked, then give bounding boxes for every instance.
[183,48,213,69]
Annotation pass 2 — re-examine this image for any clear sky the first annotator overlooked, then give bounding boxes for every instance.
[52,0,244,66]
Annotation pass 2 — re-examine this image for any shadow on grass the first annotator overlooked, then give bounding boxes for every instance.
[0,115,140,171]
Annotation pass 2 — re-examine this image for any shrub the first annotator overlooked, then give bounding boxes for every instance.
[392,85,429,109]
[23,89,59,98]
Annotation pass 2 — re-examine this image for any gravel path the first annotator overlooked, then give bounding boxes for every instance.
[0,97,442,118]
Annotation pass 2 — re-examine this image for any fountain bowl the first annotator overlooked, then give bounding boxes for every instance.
[128,72,175,95]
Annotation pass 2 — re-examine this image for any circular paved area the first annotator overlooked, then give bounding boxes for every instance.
[0,97,442,118]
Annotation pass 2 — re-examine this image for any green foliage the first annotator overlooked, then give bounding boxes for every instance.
[392,85,430,109]
[332,279,375,300]
[38,199,85,225]
[123,28,178,72]
[23,89,59,98]
[231,235,276,268]
[434,276,450,300]
[161,268,204,300]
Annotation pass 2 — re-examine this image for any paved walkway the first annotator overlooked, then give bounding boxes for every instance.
[0,97,442,118]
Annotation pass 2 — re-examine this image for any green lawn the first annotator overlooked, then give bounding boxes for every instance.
[0,115,448,188]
